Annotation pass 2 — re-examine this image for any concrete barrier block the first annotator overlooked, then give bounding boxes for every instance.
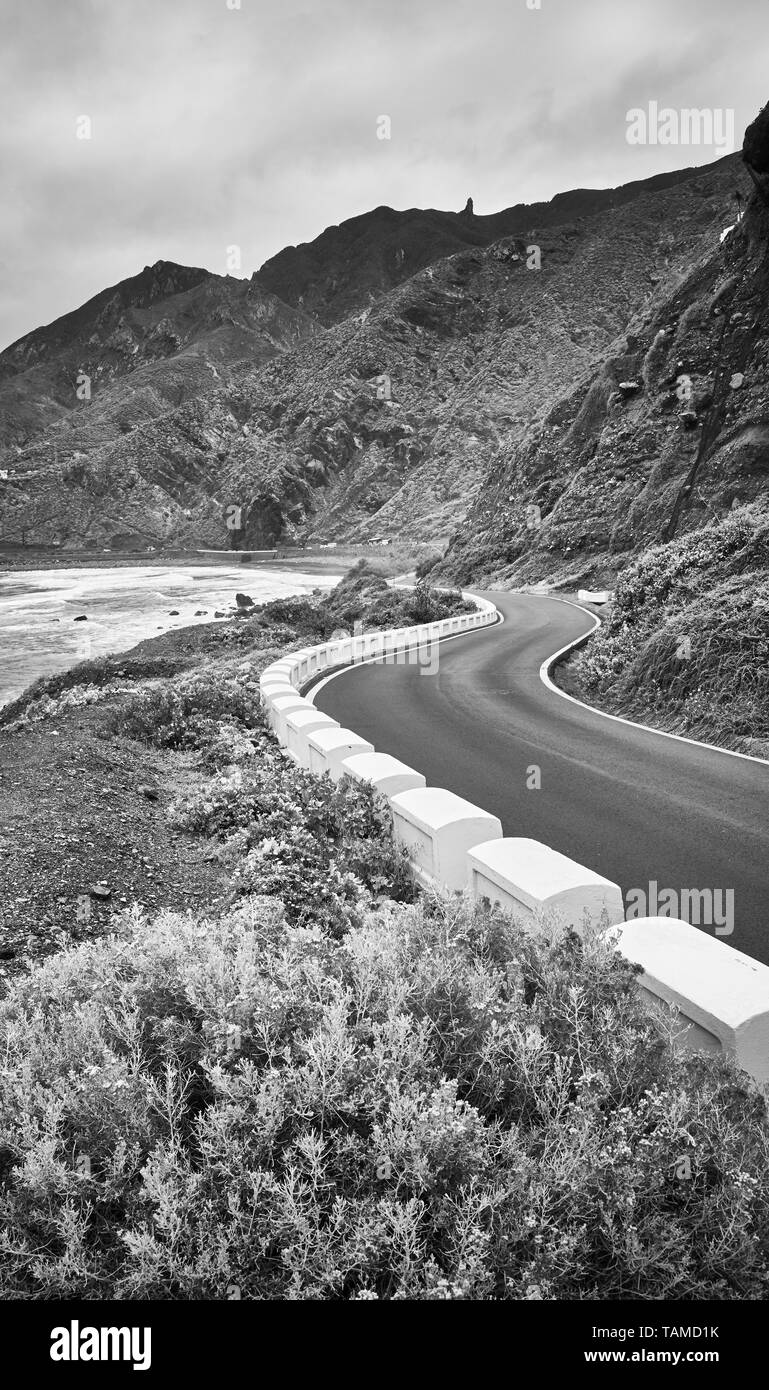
[268,694,312,740]
[307,728,375,782]
[608,916,769,1083]
[467,837,624,932]
[284,708,340,766]
[264,683,302,708]
[260,680,294,707]
[361,633,386,661]
[260,661,296,693]
[340,752,427,799]
[282,649,312,683]
[389,787,502,893]
[324,638,353,668]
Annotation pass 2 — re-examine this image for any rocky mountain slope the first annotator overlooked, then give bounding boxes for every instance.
[238,155,745,547]
[0,261,317,445]
[0,153,753,553]
[0,264,318,548]
[438,160,769,587]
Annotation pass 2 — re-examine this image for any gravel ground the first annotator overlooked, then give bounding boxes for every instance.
[0,691,228,984]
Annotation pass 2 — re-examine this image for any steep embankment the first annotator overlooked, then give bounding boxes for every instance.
[560,504,769,756]
[439,168,769,588]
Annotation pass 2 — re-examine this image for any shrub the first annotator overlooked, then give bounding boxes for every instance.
[105,668,264,749]
[252,596,332,638]
[415,553,443,580]
[0,896,767,1300]
[169,753,415,932]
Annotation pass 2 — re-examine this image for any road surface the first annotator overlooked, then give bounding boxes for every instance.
[315,592,769,964]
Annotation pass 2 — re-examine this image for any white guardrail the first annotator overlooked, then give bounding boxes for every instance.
[258,591,769,1084]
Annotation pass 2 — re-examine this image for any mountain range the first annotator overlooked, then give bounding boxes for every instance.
[0,126,767,588]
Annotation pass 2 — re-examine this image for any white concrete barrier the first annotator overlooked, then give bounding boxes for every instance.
[390,787,502,893]
[274,593,498,699]
[268,694,312,741]
[260,662,296,696]
[260,680,294,708]
[285,708,340,767]
[467,837,624,932]
[281,649,313,684]
[340,752,427,799]
[264,684,302,710]
[307,728,375,782]
[608,917,769,1083]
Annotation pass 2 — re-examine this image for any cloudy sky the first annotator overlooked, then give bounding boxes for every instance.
[1,0,767,349]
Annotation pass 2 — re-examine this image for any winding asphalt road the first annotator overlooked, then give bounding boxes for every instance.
[314,593,769,965]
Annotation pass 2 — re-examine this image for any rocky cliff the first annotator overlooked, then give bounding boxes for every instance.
[438,163,769,588]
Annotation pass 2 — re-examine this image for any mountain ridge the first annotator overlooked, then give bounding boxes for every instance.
[0,149,757,558]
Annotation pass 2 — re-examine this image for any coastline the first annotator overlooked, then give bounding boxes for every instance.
[0,567,470,979]
[0,543,430,576]
[0,561,344,710]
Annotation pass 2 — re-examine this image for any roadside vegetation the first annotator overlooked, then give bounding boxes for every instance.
[1,890,768,1300]
[562,505,769,757]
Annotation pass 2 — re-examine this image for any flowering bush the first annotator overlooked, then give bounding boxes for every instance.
[0,895,767,1300]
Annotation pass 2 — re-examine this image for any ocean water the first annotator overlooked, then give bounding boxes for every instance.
[0,564,341,708]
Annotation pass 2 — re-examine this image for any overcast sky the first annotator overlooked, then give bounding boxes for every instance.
[1,0,767,350]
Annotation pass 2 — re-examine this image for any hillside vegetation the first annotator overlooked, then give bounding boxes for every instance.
[561,505,769,757]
